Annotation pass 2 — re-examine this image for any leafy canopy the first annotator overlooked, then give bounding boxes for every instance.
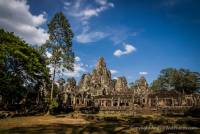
[46,12,74,72]
[150,68,200,94]
[0,29,49,103]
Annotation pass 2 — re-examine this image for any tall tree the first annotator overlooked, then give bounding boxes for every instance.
[45,12,75,112]
[58,78,65,91]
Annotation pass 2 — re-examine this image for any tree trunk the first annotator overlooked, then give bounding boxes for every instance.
[50,66,56,102]
[46,65,56,115]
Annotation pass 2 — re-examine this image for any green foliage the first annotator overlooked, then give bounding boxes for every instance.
[58,78,65,88]
[67,77,76,87]
[44,12,75,108]
[150,68,200,94]
[50,98,59,114]
[50,98,58,109]
[150,79,161,91]
[0,29,49,104]
[46,12,75,72]
[53,83,59,97]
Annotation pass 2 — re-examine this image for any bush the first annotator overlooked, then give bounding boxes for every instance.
[103,116,121,122]
[151,116,169,126]
[79,106,99,114]
[176,117,200,127]
[50,99,59,114]
[127,116,146,125]
[184,108,200,117]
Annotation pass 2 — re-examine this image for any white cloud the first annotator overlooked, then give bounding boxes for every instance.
[139,72,148,75]
[96,0,107,5]
[83,9,98,17]
[113,77,118,80]
[64,2,71,6]
[48,62,86,79]
[114,50,123,57]
[48,55,86,78]
[47,52,82,63]
[81,2,114,20]
[0,0,49,45]
[64,0,114,44]
[65,0,114,22]
[63,63,86,78]
[125,44,136,53]
[110,69,118,75]
[46,51,52,58]
[75,56,81,62]
[114,43,136,57]
[76,31,108,43]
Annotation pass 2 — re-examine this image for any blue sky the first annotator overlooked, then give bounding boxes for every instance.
[0,0,200,84]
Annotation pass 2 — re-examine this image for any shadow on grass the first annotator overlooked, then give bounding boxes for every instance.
[1,116,200,134]
[2,123,199,134]
[0,123,132,134]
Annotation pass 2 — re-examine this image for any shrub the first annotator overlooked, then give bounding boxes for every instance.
[50,99,59,114]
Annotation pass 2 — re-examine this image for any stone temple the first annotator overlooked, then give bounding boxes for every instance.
[60,57,200,114]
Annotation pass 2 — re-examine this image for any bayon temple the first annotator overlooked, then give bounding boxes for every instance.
[59,57,200,114]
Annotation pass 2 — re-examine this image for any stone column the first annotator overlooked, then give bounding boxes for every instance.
[111,99,113,107]
[156,96,158,109]
[172,99,174,107]
[74,97,76,105]
[118,97,120,107]
[84,98,86,106]
[104,100,106,107]
[149,98,151,107]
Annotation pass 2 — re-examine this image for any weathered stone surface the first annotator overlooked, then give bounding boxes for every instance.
[133,76,148,94]
[64,57,149,97]
[90,57,113,95]
[79,74,91,92]
[79,57,113,96]
[59,57,200,114]
[91,57,111,85]
[115,77,128,92]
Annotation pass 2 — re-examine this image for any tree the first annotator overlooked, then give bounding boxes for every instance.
[58,78,65,91]
[64,77,76,92]
[150,79,161,91]
[150,68,200,94]
[45,12,75,113]
[67,77,76,86]
[0,29,49,107]
[197,73,200,92]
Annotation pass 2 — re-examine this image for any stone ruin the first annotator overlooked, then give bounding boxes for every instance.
[61,57,200,114]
